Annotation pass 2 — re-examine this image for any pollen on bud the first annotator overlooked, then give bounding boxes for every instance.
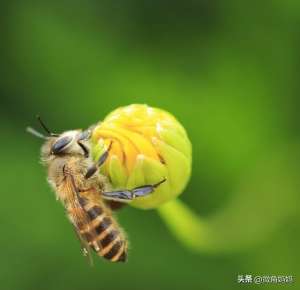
[91,104,192,209]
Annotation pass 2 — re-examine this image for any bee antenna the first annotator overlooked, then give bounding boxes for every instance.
[26,126,48,139]
[36,115,59,137]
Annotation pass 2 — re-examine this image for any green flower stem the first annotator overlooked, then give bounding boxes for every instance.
[158,144,300,253]
[158,198,213,252]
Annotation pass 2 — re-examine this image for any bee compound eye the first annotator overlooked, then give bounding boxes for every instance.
[51,136,73,154]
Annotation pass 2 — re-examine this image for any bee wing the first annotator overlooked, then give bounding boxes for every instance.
[72,226,94,266]
[63,174,97,264]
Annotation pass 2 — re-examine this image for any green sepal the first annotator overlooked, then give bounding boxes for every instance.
[108,155,128,188]
[152,137,191,197]
[130,155,169,209]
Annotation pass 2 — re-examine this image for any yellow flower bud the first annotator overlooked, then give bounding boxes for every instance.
[91,104,192,209]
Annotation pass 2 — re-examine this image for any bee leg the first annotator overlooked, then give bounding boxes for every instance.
[102,178,166,202]
[85,141,113,179]
[77,141,89,158]
[132,178,167,197]
[77,128,93,158]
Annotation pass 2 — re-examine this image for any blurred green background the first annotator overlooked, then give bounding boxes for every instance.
[1,1,300,290]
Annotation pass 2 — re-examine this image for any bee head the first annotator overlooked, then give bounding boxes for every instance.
[27,116,91,161]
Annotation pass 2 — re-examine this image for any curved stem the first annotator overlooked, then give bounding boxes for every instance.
[158,198,214,252]
[158,145,300,253]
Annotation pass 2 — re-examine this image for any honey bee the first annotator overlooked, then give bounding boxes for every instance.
[27,117,166,263]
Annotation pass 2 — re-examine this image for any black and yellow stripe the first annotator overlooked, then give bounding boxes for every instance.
[78,203,127,262]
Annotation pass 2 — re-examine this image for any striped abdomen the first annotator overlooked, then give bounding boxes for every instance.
[72,200,127,262]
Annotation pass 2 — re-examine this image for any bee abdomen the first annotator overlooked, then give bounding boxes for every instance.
[86,205,103,220]
[82,204,127,262]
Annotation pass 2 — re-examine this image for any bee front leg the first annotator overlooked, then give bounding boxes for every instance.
[85,141,113,179]
[77,128,93,158]
[102,178,166,202]
[77,141,89,158]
